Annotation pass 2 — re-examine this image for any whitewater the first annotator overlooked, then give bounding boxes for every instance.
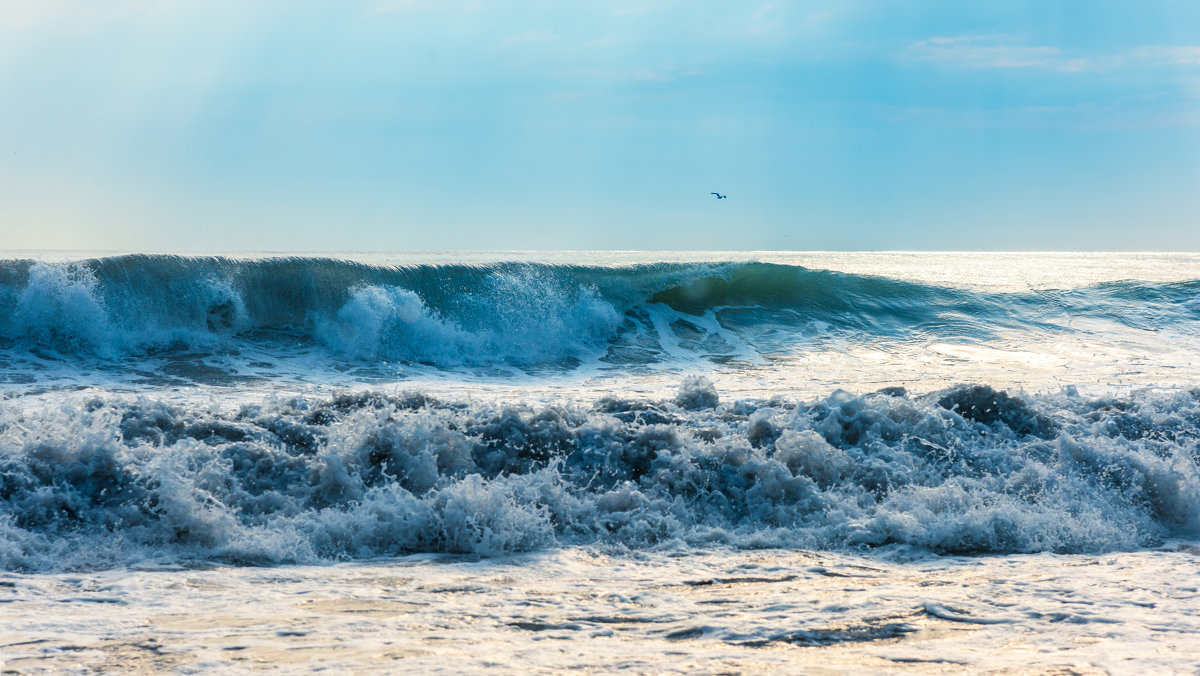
[3,251,1200,673]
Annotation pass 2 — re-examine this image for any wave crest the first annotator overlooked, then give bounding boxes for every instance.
[2,256,1199,371]
[8,263,117,355]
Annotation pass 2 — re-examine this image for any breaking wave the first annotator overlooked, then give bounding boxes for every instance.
[2,255,1198,370]
[3,380,1199,571]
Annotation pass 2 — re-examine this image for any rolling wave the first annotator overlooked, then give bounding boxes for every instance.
[1,255,1197,369]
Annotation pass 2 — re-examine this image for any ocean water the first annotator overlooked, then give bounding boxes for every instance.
[2,251,1200,672]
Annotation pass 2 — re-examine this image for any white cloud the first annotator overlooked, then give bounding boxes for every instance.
[370,0,482,13]
[1134,46,1200,65]
[907,36,1090,72]
[497,29,560,50]
[908,36,1200,74]
[631,66,670,82]
[611,6,650,17]
[747,2,832,38]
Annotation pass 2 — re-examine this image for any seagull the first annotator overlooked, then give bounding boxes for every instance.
[710,192,726,199]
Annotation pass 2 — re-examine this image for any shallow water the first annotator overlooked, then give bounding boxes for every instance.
[5,546,1200,673]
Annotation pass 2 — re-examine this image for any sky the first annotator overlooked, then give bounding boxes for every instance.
[1,0,1199,251]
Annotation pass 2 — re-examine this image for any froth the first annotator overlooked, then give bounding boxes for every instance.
[315,268,622,365]
[3,382,1198,572]
[8,263,117,355]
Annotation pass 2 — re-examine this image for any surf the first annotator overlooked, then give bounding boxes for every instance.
[2,381,1199,572]
[3,255,1198,373]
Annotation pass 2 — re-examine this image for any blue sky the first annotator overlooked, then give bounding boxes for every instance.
[1,0,1198,251]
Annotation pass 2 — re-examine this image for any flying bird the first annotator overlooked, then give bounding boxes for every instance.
[710,193,726,199]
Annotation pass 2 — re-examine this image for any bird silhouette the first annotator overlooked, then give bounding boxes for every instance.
[710,193,726,199]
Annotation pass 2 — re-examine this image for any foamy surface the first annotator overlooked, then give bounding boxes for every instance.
[5,546,1200,673]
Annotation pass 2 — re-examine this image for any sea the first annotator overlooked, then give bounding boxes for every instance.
[2,251,1200,673]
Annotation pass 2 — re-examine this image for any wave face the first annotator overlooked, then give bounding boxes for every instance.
[2,255,1199,377]
[2,381,1199,571]
[0,256,633,366]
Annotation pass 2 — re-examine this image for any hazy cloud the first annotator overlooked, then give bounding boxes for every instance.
[371,0,482,13]
[497,29,560,50]
[909,36,1200,74]
[631,66,671,83]
[1134,45,1200,65]
[907,36,1090,72]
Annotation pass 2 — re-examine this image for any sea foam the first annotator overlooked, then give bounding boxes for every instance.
[3,381,1198,572]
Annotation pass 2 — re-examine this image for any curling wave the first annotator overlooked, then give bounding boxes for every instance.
[2,255,1199,371]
